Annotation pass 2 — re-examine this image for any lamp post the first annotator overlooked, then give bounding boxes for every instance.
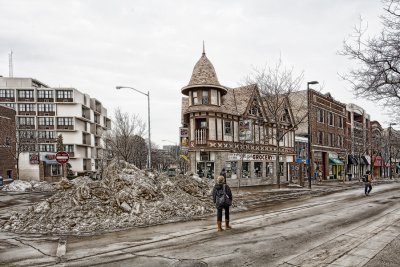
[307,81,319,189]
[389,122,397,179]
[116,86,152,169]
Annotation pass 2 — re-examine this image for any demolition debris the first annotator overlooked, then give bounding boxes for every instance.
[1,161,216,235]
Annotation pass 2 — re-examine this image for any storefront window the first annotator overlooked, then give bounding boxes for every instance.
[225,161,237,178]
[51,164,61,176]
[242,162,250,178]
[254,162,262,178]
[266,162,274,177]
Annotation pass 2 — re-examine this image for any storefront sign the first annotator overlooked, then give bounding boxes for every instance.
[180,127,189,149]
[228,153,284,161]
[40,153,58,164]
[29,152,39,164]
[239,120,252,141]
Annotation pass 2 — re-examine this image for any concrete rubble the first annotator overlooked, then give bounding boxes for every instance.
[0,161,216,235]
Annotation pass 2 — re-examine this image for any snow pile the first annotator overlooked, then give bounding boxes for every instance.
[1,161,215,235]
[1,180,55,192]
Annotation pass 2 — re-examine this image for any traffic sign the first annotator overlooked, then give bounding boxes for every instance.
[56,151,70,164]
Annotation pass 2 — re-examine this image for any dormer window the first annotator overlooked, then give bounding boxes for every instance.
[250,105,259,116]
[192,90,209,105]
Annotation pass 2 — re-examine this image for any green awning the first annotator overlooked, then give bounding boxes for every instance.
[397,164,400,170]
[329,158,344,165]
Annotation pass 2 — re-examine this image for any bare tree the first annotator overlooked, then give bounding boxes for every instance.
[340,0,400,119]
[105,108,147,167]
[246,60,306,188]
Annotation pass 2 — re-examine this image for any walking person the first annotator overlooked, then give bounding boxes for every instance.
[363,170,373,196]
[212,175,233,231]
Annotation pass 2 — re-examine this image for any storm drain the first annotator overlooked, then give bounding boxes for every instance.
[173,260,208,267]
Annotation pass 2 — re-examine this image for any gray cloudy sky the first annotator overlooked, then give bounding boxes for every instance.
[0,0,391,146]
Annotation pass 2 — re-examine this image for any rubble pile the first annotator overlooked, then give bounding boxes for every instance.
[1,161,215,235]
[1,180,56,192]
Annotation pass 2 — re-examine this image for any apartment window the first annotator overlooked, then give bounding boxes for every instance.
[250,103,260,116]
[18,117,35,126]
[202,90,209,104]
[328,133,334,146]
[0,103,16,109]
[38,117,54,126]
[192,91,198,105]
[38,104,55,112]
[39,144,55,152]
[317,109,324,123]
[56,90,73,99]
[338,116,343,128]
[38,131,55,139]
[337,135,343,148]
[4,137,11,146]
[37,90,53,98]
[64,145,74,152]
[18,104,36,112]
[19,131,36,138]
[328,112,334,126]
[317,131,324,145]
[224,121,232,135]
[18,90,34,98]
[57,117,73,126]
[0,89,14,97]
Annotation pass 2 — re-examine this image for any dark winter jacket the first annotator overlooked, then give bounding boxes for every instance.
[212,183,233,205]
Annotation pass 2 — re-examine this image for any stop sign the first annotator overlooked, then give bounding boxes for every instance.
[56,151,70,164]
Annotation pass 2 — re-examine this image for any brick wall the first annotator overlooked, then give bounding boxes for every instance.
[0,106,16,180]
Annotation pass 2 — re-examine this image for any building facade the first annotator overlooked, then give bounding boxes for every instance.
[0,105,16,182]
[180,49,296,186]
[0,77,111,181]
[294,90,347,181]
[371,120,384,178]
[345,103,371,178]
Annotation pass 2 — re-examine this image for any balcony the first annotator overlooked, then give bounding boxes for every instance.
[0,97,15,102]
[67,152,75,158]
[57,125,74,131]
[18,111,36,116]
[38,125,55,130]
[37,138,57,143]
[56,98,73,103]
[17,97,34,102]
[195,129,207,145]
[37,111,55,116]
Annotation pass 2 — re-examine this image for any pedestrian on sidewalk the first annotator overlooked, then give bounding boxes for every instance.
[363,170,373,196]
[220,168,227,184]
[212,175,233,231]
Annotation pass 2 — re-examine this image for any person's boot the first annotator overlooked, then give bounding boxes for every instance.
[225,220,232,230]
[217,221,224,232]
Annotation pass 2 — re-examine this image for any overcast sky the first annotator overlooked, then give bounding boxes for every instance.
[0,0,392,146]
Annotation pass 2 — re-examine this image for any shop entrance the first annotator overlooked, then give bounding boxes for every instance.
[242,162,250,178]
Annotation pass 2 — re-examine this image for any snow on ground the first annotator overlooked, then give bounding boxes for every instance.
[0,161,221,235]
[1,180,56,192]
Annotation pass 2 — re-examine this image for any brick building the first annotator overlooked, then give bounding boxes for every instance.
[345,103,371,178]
[180,49,296,186]
[0,105,16,181]
[371,120,384,177]
[293,89,347,181]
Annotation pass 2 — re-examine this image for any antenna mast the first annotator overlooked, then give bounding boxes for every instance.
[8,50,13,77]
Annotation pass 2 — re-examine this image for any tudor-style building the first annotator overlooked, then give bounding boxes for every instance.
[180,49,296,185]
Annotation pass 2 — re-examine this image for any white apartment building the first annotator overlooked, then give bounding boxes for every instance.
[0,77,111,181]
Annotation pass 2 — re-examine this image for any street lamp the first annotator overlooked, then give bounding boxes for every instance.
[307,81,319,189]
[116,86,152,169]
[389,122,397,179]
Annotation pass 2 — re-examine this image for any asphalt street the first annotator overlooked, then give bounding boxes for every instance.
[0,180,399,267]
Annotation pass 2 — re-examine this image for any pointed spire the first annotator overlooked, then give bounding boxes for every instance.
[202,40,205,56]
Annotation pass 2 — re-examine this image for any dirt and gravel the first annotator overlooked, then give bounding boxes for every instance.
[0,161,221,235]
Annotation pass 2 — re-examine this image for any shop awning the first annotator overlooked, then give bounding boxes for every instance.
[329,158,344,165]
[361,156,370,165]
[348,155,358,165]
[397,164,400,170]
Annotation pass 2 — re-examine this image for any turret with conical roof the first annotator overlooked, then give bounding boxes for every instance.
[181,45,227,103]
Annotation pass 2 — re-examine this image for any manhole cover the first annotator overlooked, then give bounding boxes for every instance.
[173,260,208,267]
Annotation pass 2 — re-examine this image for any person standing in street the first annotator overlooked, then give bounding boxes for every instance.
[212,175,233,231]
[220,168,227,183]
[364,170,373,196]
